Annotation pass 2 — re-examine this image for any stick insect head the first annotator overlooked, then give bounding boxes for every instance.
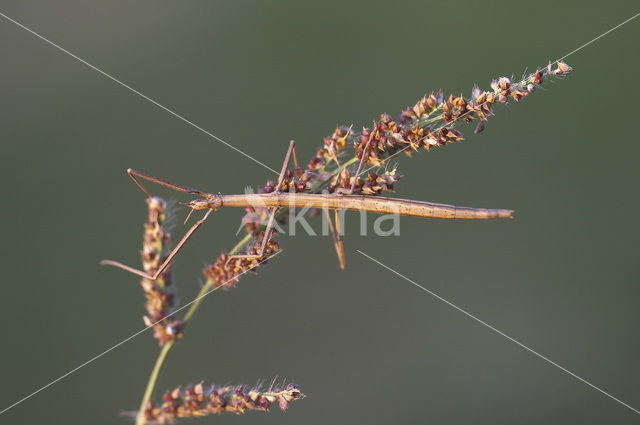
[185,194,223,212]
[181,194,222,225]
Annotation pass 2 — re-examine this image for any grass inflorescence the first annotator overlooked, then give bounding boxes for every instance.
[140,197,182,345]
[140,382,304,424]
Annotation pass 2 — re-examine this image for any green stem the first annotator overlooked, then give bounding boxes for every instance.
[135,341,173,425]
[134,235,250,425]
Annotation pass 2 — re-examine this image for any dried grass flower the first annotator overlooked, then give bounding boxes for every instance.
[140,382,304,424]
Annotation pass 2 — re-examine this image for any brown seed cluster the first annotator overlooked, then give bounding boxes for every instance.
[141,197,182,345]
[202,232,281,288]
[331,167,402,194]
[143,382,304,424]
[259,61,572,204]
[213,61,572,282]
[352,60,572,168]
[306,125,355,177]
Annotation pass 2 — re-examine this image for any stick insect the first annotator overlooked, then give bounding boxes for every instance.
[101,140,513,278]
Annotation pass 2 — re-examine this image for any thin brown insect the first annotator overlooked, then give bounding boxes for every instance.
[101,141,512,278]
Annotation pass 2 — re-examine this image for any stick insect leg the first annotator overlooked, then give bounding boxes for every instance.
[101,209,213,280]
[290,140,299,169]
[323,208,346,269]
[347,124,378,193]
[333,146,367,195]
[229,208,278,260]
[348,146,368,194]
[333,209,346,269]
[277,140,297,184]
[127,168,210,198]
[228,140,297,260]
[336,125,374,195]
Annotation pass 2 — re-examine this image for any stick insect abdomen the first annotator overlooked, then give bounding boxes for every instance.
[219,193,513,219]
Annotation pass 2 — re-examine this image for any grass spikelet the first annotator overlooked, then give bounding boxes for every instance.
[141,382,304,424]
[141,196,182,345]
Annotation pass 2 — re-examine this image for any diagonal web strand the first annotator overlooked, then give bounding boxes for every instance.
[0,11,279,175]
[357,250,639,415]
[0,251,282,416]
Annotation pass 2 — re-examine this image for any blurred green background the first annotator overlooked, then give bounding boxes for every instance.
[1,1,639,424]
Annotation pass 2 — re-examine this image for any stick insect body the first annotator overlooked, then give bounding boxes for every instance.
[101,141,513,278]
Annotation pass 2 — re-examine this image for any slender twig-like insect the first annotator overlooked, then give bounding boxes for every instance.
[101,140,513,278]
